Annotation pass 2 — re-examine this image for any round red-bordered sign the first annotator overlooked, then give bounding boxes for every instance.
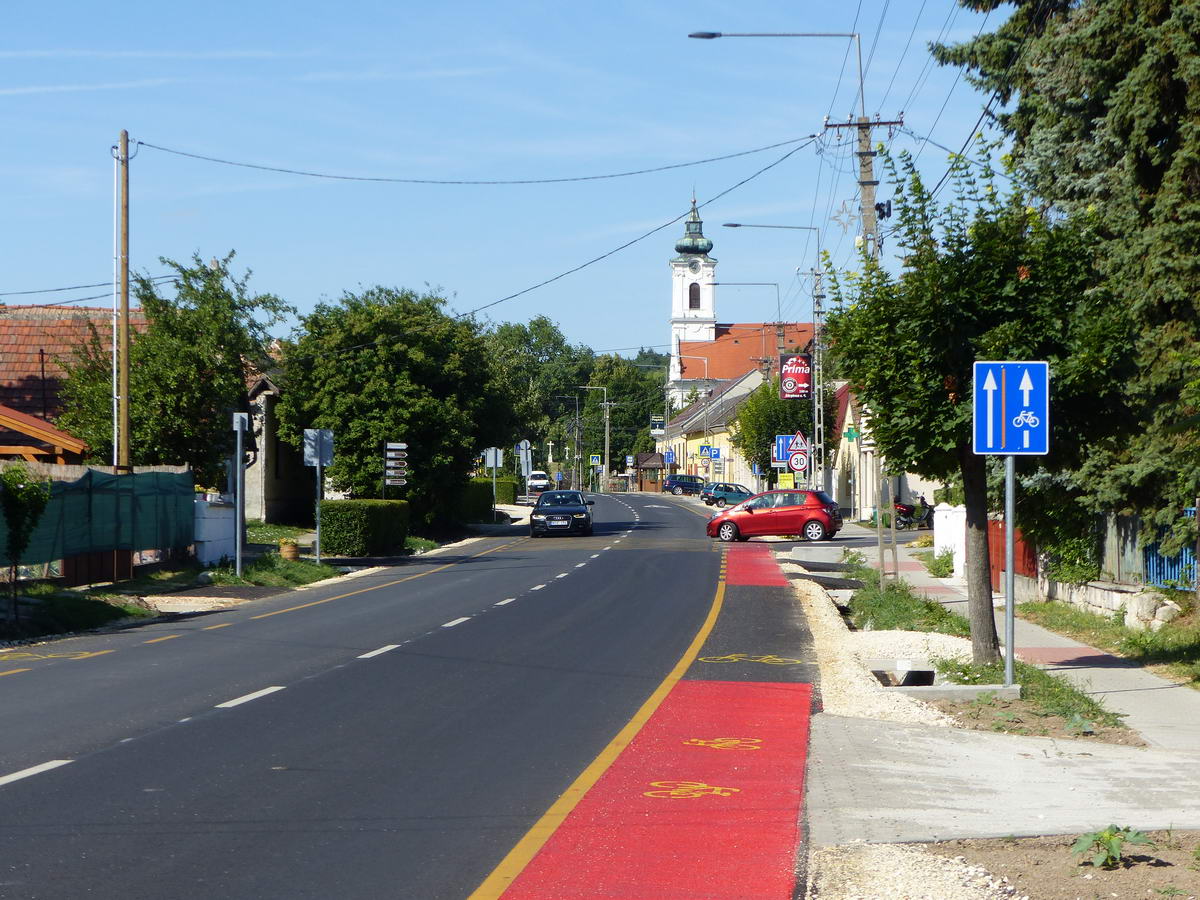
[788,451,808,472]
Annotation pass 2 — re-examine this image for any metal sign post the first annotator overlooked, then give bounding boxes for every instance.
[304,428,334,564]
[973,361,1051,686]
[232,413,249,577]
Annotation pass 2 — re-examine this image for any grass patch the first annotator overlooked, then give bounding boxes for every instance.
[912,548,955,578]
[207,553,340,588]
[246,520,310,544]
[935,657,1124,728]
[28,594,154,633]
[843,552,970,636]
[1019,598,1200,687]
[405,535,439,554]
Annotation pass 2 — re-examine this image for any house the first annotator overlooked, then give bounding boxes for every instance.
[658,369,766,490]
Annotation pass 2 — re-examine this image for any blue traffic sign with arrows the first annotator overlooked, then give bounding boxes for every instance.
[972,361,1050,455]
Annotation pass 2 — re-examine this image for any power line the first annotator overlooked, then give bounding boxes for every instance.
[877,0,928,113]
[1,274,172,297]
[135,135,817,186]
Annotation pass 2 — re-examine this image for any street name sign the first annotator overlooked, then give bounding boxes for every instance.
[972,361,1050,455]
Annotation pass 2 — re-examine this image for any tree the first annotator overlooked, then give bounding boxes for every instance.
[484,316,593,466]
[935,0,1200,552]
[730,378,824,483]
[584,356,670,472]
[825,147,1130,663]
[1,464,50,628]
[276,287,516,527]
[58,253,292,486]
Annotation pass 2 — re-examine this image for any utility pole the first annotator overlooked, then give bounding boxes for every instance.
[823,115,903,259]
[117,129,131,472]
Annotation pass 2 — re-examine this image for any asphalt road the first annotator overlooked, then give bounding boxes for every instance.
[0,493,730,899]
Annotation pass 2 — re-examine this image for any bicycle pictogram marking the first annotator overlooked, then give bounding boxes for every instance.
[698,653,804,666]
[643,780,741,799]
[682,738,762,750]
[1012,409,1040,428]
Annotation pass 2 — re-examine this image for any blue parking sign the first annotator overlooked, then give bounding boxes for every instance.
[973,361,1050,455]
[664,449,676,465]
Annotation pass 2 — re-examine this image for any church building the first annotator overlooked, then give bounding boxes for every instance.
[666,200,813,409]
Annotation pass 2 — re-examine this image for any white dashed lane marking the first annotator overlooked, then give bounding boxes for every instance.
[0,760,73,788]
[358,644,400,659]
[575,563,586,568]
[496,598,516,606]
[555,573,568,579]
[590,554,600,559]
[442,617,471,628]
[216,686,286,709]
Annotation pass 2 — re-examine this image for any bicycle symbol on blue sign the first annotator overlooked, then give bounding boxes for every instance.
[972,361,1050,456]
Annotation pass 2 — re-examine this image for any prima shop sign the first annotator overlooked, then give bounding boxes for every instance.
[779,354,812,400]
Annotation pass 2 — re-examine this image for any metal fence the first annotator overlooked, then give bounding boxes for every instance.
[1142,507,1197,590]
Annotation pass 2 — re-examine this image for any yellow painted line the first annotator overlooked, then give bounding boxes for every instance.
[469,574,728,899]
[251,540,521,620]
[144,634,181,644]
[0,668,31,677]
[71,651,115,660]
[202,623,233,631]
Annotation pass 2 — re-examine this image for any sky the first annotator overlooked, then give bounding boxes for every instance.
[4,0,1002,359]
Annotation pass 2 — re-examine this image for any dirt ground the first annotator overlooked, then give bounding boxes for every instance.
[930,695,1147,747]
[924,830,1200,900]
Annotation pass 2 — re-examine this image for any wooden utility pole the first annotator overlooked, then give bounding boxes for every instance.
[117,129,131,472]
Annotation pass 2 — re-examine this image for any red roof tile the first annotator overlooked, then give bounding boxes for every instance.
[678,322,813,380]
[0,305,147,419]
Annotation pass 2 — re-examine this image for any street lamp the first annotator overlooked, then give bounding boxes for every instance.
[722,223,826,491]
[674,353,711,477]
[577,385,609,493]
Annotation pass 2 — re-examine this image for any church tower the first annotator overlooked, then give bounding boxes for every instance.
[668,199,716,384]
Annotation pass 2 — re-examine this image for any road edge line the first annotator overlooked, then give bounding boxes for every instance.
[468,557,727,899]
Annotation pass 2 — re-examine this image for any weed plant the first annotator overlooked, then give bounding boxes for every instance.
[246,520,310,544]
[935,657,1123,727]
[842,552,970,636]
[912,549,955,578]
[1071,825,1154,868]
[209,553,340,588]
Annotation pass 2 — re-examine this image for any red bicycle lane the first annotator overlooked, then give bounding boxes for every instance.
[485,542,814,899]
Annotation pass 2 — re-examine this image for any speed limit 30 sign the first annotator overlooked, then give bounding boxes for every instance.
[788,450,808,473]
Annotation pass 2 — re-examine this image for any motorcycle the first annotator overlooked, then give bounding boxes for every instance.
[894,495,934,530]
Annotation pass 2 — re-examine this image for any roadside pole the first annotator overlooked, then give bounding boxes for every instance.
[973,361,1050,688]
[232,413,248,577]
[304,428,333,566]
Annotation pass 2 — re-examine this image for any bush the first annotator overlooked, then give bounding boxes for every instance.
[319,499,410,556]
[460,480,498,523]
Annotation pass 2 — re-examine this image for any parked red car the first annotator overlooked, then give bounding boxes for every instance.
[705,489,841,542]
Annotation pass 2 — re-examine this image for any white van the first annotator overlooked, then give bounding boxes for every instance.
[527,470,552,492]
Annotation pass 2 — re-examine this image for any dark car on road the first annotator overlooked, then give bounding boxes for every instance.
[700,482,754,508]
[705,489,842,543]
[529,490,595,537]
[662,474,705,496]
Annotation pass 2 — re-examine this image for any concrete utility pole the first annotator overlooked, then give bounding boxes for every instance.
[117,129,131,472]
[822,115,903,260]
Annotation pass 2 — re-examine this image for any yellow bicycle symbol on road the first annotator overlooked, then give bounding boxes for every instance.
[698,653,804,665]
[643,780,741,799]
[682,738,762,750]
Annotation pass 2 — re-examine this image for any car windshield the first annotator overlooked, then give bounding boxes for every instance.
[538,492,583,507]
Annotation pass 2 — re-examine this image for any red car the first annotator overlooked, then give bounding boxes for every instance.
[705,489,841,543]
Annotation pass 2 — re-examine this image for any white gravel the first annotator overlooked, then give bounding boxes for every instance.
[787,560,1020,900]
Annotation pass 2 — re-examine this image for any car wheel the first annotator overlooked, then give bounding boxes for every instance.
[718,522,739,543]
[823,531,837,541]
[716,498,727,508]
[803,519,826,542]
[672,486,683,496]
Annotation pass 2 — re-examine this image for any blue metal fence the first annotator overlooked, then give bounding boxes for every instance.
[1143,507,1197,590]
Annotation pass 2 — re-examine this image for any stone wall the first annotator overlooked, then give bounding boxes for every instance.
[1037,574,1183,632]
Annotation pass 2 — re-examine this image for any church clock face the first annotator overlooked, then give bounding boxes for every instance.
[688,259,701,274]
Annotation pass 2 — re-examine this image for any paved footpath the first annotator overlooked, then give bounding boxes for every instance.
[788,525,1200,844]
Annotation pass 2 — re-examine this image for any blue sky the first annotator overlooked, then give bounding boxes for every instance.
[4,0,999,357]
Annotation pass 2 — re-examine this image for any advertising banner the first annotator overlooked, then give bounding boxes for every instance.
[779,353,812,400]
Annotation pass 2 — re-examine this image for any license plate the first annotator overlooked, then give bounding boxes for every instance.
[549,518,569,526]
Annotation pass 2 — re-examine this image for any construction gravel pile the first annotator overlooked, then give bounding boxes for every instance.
[788,564,1017,900]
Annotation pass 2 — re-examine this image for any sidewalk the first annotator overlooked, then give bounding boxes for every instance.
[785,524,1200,843]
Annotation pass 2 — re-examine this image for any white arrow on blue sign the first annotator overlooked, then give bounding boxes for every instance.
[973,361,1050,455]
[664,450,676,465]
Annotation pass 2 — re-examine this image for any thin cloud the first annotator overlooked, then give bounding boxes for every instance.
[0,49,309,60]
[294,66,503,84]
[0,78,180,96]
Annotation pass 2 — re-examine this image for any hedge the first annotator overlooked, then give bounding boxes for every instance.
[318,499,410,557]
[471,476,518,506]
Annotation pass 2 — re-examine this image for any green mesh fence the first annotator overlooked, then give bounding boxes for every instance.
[0,470,194,564]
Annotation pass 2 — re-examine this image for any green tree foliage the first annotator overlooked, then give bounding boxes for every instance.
[731,377,825,482]
[484,316,593,472]
[825,147,1129,662]
[583,355,672,469]
[58,253,291,486]
[0,464,51,625]
[276,287,516,527]
[935,0,1200,551]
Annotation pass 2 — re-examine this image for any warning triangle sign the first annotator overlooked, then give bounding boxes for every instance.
[788,431,809,452]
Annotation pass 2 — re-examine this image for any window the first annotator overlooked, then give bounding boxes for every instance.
[689,282,700,309]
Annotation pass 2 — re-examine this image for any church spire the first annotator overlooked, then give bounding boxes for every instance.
[674,197,714,256]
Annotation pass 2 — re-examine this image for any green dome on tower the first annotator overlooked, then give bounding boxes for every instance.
[674,199,713,255]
